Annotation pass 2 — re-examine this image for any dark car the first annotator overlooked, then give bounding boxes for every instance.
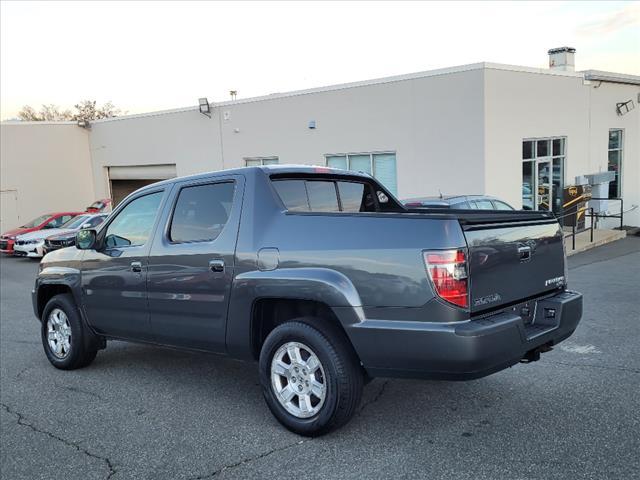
[32,166,581,436]
[404,195,514,210]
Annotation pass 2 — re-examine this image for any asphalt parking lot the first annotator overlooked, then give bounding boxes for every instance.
[1,237,639,480]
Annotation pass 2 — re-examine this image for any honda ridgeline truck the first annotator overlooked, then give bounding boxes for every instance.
[33,166,582,435]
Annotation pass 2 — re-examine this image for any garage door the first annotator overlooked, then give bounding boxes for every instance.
[108,164,176,206]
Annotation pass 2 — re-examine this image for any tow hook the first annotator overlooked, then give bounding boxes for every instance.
[520,343,553,363]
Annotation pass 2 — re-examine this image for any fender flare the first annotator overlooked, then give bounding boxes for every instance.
[34,266,82,318]
[225,268,364,359]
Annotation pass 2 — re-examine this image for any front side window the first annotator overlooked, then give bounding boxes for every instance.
[245,157,279,166]
[20,214,51,228]
[326,152,397,195]
[608,129,623,198]
[170,182,235,243]
[104,192,163,248]
[85,216,107,228]
[46,215,73,228]
[61,215,90,229]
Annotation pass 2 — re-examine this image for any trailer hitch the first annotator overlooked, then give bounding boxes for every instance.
[520,343,553,363]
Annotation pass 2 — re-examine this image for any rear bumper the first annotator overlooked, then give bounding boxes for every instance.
[347,290,582,380]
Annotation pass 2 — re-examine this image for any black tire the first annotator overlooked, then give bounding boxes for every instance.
[259,317,363,436]
[41,293,98,370]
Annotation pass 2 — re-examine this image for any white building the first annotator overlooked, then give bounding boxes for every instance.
[1,48,639,232]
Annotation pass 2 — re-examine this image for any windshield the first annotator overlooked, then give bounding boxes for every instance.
[61,215,90,229]
[20,214,52,228]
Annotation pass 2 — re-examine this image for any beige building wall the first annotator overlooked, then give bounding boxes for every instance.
[0,123,95,232]
[484,66,640,226]
[88,108,224,199]
[2,63,637,231]
[217,67,485,199]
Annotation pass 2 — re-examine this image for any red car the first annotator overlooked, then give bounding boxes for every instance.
[0,212,84,255]
[85,198,112,213]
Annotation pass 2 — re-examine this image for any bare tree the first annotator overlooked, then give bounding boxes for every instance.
[17,100,124,122]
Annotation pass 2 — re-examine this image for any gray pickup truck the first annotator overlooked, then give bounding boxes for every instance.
[33,166,582,435]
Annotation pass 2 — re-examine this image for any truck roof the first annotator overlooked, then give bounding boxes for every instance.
[137,165,373,191]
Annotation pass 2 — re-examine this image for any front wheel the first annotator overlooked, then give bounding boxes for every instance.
[41,293,98,370]
[259,319,363,436]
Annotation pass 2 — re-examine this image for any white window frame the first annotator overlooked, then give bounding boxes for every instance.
[244,156,279,166]
[608,129,623,198]
[324,151,397,194]
[522,137,566,213]
[324,151,394,174]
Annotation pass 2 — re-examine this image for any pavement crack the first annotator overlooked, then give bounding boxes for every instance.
[1,402,117,479]
[547,361,640,374]
[189,439,307,479]
[358,380,390,415]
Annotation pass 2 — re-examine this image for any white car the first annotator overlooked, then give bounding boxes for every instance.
[13,214,108,258]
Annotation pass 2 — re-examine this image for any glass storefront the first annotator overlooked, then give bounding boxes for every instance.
[521,137,565,214]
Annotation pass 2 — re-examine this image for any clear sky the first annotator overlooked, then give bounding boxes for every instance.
[1,0,638,120]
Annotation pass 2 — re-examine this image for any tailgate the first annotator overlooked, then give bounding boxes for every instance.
[462,216,565,313]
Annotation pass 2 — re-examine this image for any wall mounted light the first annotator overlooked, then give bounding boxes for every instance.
[77,119,91,129]
[199,98,211,118]
[616,100,635,116]
[308,120,316,129]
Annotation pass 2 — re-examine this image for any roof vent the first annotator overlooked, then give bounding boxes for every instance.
[548,47,576,72]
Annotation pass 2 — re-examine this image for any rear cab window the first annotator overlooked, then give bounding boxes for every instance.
[271,175,400,213]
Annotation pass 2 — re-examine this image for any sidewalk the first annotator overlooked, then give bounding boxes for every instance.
[564,228,627,256]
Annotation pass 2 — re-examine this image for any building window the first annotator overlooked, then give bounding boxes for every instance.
[521,137,565,213]
[608,129,623,198]
[325,152,397,195]
[245,157,279,166]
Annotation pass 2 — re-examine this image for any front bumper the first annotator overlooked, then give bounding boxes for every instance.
[348,290,582,380]
[0,239,15,254]
[13,242,44,258]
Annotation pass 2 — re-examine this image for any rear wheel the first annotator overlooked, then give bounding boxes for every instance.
[259,318,363,436]
[41,294,98,370]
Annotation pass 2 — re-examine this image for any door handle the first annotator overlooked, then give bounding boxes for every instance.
[130,261,142,273]
[209,259,225,273]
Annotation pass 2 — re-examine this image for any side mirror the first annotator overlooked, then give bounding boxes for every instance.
[76,229,97,250]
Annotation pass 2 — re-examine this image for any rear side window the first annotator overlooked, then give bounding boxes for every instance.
[451,201,471,209]
[306,181,339,211]
[272,179,376,213]
[492,200,513,210]
[474,199,494,210]
[272,180,310,212]
[170,182,235,243]
[337,181,376,212]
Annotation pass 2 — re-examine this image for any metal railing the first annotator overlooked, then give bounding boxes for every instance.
[558,197,624,251]
[559,207,594,251]
[589,197,624,230]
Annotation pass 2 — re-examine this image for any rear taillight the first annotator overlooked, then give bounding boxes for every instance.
[423,249,469,309]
